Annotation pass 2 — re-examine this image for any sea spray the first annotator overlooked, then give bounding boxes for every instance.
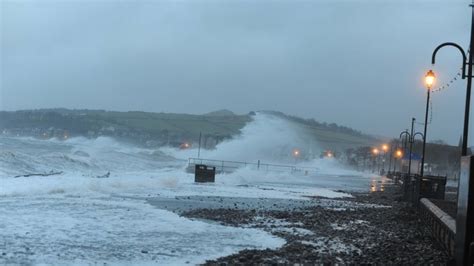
[169,112,321,164]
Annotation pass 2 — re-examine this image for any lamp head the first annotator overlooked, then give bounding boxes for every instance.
[396,150,403,158]
[425,70,436,89]
[293,149,300,157]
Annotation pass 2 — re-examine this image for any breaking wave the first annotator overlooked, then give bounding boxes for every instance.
[0,113,369,197]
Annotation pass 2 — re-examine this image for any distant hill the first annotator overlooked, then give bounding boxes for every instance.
[0,108,378,150]
[0,109,250,148]
[204,109,235,116]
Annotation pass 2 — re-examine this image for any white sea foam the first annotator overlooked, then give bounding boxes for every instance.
[0,113,377,264]
[0,196,284,265]
[0,113,372,198]
[166,113,317,164]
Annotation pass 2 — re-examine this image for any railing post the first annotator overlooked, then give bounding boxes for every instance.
[456,155,474,265]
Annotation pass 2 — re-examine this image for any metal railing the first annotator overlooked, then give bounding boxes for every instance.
[187,157,319,174]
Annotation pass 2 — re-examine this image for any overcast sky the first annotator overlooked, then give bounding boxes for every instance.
[0,0,472,144]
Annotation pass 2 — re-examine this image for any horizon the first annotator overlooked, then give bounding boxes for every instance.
[1,0,471,146]
[1,106,461,146]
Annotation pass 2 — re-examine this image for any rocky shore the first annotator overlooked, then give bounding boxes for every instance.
[182,187,451,264]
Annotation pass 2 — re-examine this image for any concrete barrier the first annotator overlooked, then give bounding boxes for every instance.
[419,198,456,257]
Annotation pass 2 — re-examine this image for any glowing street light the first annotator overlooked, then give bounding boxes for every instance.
[322,150,333,158]
[372,148,379,155]
[372,148,380,173]
[180,142,191,149]
[391,149,403,173]
[425,70,436,89]
[396,150,403,158]
[419,70,435,177]
[292,148,301,164]
[293,149,300,157]
[381,144,389,173]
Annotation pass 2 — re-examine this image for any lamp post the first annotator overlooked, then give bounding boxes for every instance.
[382,144,389,173]
[401,128,409,155]
[394,149,403,173]
[372,148,379,173]
[431,18,473,156]
[399,118,424,177]
[293,148,300,164]
[430,5,474,264]
[420,70,435,177]
[388,143,393,174]
[401,118,415,176]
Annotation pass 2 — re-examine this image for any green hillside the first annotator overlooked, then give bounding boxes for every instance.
[0,109,377,150]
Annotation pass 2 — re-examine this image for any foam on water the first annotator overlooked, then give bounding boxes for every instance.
[0,113,377,264]
[0,196,284,265]
[0,113,373,199]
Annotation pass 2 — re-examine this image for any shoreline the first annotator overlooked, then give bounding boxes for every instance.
[172,187,451,264]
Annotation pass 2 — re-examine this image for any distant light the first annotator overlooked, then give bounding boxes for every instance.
[396,150,403,158]
[372,148,379,155]
[180,142,191,149]
[382,144,388,152]
[326,150,333,158]
[425,70,436,89]
[293,149,300,157]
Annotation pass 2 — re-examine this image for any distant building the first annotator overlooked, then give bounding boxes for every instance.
[401,153,421,175]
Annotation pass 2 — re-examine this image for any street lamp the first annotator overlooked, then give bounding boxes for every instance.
[431,4,474,265]
[394,149,403,172]
[425,70,435,88]
[293,149,300,157]
[293,148,300,164]
[431,42,473,156]
[180,142,191,149]
[325,150,334,158]
[399,118,424,177]
[396,150,403,158]
[372,148,380,173]
[382,144,389,172]
[419,70,435,177]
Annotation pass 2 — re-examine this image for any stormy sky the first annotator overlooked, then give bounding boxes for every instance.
[0,0,471,144]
